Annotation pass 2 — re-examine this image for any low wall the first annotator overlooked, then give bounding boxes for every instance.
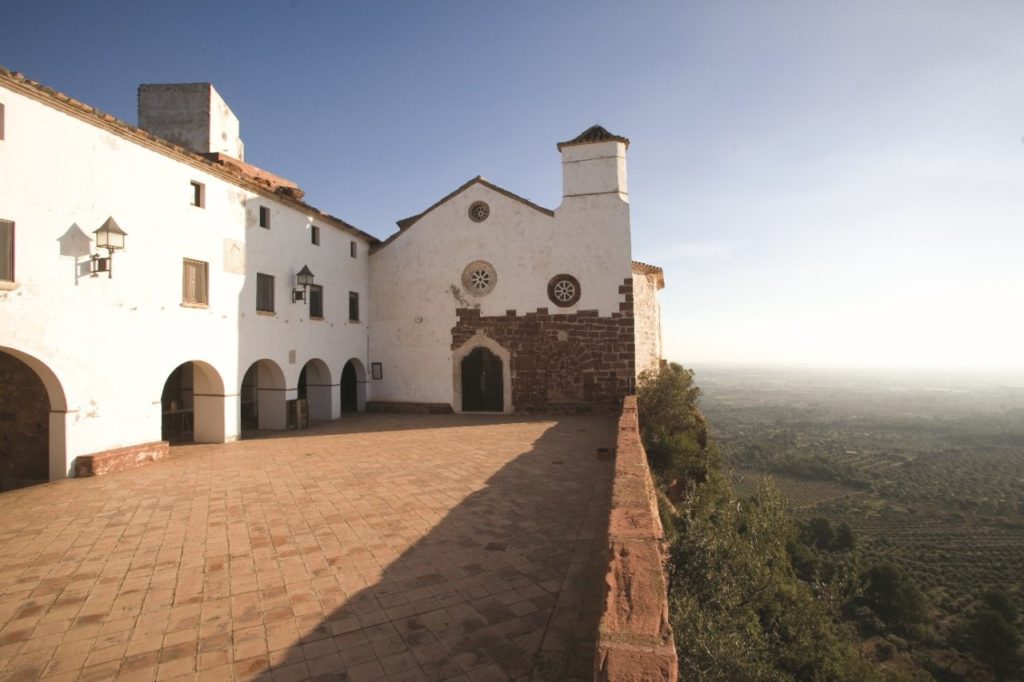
[595,395,678,681]
[74,441,169,477]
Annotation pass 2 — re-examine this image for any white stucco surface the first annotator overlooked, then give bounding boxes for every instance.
[369,141,633,408]
[0,80,370,477]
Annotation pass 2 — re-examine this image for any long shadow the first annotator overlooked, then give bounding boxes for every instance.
[253,415,616,682]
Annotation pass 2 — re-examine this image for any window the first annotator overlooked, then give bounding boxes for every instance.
[259,205,270,229]
[348,291,359,322]
[350,241,357,258]
[311,225,320,246]
[256,273,275,313]
[0,102,5,141]
[461,260,497,297]
[468,201,490,222]
[547,274,581,307]
[309,284,323,318]
[0,220,13,282]
[191,181,205,208]
[182,258,208,305]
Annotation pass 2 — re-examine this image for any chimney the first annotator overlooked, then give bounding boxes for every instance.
[138,83,245,161]
[556,125,629,202]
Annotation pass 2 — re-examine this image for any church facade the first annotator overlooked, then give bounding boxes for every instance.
[0,67,663,488]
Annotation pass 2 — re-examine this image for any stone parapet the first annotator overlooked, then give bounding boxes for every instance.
[74,441,169,477]
[595,396,678,681]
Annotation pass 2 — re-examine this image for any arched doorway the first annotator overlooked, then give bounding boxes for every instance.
[0,347,68,487]
[0,351,50,489]
[461,347,504,412]
[240,359,287,431]
[298,359,334,421]
[160,361,226,443]
[340,359,366,413]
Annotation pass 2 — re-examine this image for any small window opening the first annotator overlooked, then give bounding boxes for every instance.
[259,206,270,229]
[350,241,357,258]
[348,291,360,322]
[191,181,205,208]
[182,258,209,305]
[311,225,320,246]
[0,102,5,141]
[309,285,324,318]
[0,220,13,282]
[256,273,275,312]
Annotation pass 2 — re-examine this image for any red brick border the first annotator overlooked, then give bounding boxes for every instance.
[595,396,678,681]
[74,441,169,477]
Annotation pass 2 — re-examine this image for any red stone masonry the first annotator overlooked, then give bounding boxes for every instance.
[451,278,636,413]
[595,395,678,681]
[74,441,169,477]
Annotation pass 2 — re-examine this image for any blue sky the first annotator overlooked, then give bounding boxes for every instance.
[4,1,1022,370]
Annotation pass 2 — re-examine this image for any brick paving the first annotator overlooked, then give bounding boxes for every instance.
[0,413,616,681]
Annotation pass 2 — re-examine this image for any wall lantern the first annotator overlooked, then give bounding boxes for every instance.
[292,265,314,302]
[90,217,127,278]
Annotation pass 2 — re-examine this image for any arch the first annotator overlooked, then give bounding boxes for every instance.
[452,334,513,414]
[0,346,68,485]
[340,358,367,413]
[299,358,334,421]
[539,341,596,404]
[241,359,287,432]
[160,360,226,444]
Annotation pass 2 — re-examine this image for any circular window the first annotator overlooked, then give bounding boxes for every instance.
[547,274,581,307]
[462,260,497,297]
[468,201,490,223]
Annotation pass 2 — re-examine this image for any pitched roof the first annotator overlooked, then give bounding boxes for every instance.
[375,176,554,250]
[556,125,630,151]
[0,66,379,245]
[631,260,665,289]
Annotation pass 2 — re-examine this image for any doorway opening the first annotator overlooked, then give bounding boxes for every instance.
[461,347,504,412]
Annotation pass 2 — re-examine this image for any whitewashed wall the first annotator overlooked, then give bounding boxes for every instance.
[368,140,632,408]
[0,81,370,477]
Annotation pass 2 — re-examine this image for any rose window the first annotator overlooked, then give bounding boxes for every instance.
[468,201,490,223]
[470,269,491,289]
[552,279,575,302]
[461,260,497,297]
[547,274,581,307]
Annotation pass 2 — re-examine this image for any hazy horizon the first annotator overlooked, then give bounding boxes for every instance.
[3,1,1021,371]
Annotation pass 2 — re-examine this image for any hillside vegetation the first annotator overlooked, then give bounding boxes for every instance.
[637,364,1024,681]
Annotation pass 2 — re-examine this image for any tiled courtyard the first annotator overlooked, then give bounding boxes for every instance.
[0,414,616,681]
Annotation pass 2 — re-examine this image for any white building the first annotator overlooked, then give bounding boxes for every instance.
[0,67,663,489]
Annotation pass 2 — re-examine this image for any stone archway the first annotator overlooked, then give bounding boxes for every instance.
[299,359,334,421]
[240,359,287,431]
[540,341,596,405]
[461,347,504,412]
[340,359,366,413]
[452,334,513,414]
[160,361,226,443]
[0,347,68,486]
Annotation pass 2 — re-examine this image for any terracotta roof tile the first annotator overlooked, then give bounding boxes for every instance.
[556,125,630,151]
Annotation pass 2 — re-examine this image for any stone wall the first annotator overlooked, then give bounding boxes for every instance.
[595,395,678,681]
[451,278,635,413]
[632,270,663,377]
[0,352,49,490]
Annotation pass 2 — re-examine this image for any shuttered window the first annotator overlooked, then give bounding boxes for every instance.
[182,258,208,305]
[0,220,13,282]
[257,273,274,312]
